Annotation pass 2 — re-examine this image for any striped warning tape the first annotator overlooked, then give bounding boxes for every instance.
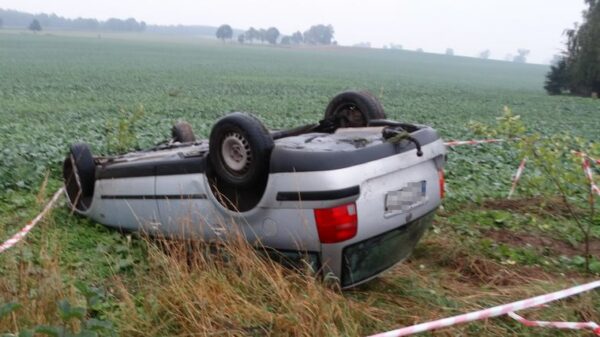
[367,280,600,337]
[0,187,64,254]
[508,312,600,334]
[582,156,600,196]
[506,154,599,199]
[573,151,600,166]
[508,157,527,199]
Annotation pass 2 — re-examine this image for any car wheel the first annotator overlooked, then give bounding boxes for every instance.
[209,112,274,187]
[172,121,196,143]
[63,143,96,210]
[324,90,387,127]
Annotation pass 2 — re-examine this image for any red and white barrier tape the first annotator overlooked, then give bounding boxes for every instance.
[507,155,600,199]
[367,280,600,337]
[0,187,64,254]
[508,312,600,335]
[582,157,600,196]
[444,139,507,147]
[573,151,600,166]
[508,157,527,199]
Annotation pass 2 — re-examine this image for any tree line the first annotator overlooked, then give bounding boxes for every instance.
[0,8,146,32]
[216,24,335,45]
[545,0,600,97]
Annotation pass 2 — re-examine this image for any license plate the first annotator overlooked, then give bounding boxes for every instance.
[385,181,427,213]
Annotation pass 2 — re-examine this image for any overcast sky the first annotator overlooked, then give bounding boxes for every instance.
[0,0,587,64]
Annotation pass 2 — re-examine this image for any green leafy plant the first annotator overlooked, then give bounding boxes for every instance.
[0,287,117,337]
[104,105,144,154]
[0,302,21,321]
[519,135,599,272]
[468,106,526,139]
[471,107,600,272]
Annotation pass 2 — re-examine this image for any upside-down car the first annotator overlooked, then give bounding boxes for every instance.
[63,91,446,288]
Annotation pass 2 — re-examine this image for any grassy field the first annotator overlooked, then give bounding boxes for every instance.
[0,31,599,336]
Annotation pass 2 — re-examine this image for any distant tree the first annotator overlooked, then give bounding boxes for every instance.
[291,31,303,44]
[237,34,245,44]
[245,27,259,43]
[544,58,568,95]
[36,14,49,28]
[0,17,3,29]
[216,24,233,41]
[28,19,41,32]
[125,18,137,31]
[549,54,562,65]
[445,48,454,56]
[103,18,123,30]
[0,9,147,32]
[265,27,280,44]
[303,24,334,45]
[102,18,145,31]
[389,43,403,50]
[280,36,291,45]
[546,0,600,96]
[258,28,267,43]
[73,17,99,30]
[479,49,491,59]
[416,48,424,53]
[513,49,530,63]
[256,28,267,43]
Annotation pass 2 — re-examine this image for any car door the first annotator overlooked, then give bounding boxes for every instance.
[95,176,160,232]
[155,173,216,238]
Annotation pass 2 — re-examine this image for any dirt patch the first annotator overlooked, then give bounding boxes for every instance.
[405,249,566,288]
[481,196,580,218]
[409,236,559,287]
[485,229,600,257]
[449,256,547,286]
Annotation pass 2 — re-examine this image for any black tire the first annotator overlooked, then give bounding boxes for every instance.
[172,122,196,143]
[63,143,96,210]
[324,90,387,127]
[209,112,274,187]
[358,91,386,117]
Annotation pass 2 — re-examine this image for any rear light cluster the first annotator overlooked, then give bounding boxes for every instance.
[313,202,357,243]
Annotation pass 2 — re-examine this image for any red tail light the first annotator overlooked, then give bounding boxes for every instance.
[438,170,445,199]
[314,202,358,244]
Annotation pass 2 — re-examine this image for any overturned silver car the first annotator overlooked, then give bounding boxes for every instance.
[63,91,446,288]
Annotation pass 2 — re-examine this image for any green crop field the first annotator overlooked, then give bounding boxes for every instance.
[0,30,599,336]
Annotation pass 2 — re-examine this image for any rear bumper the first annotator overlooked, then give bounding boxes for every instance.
[339,210,436,288]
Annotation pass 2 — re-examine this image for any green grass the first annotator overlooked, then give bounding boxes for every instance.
[0,30,599,336]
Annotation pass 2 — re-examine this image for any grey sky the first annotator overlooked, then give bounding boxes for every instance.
[0,0,586,63]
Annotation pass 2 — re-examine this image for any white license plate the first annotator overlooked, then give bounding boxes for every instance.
[385,181,427,213]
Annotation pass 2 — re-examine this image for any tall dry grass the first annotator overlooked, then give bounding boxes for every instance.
[1,178,382,336]
[114,232,382,337]
[0,179,81,333]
